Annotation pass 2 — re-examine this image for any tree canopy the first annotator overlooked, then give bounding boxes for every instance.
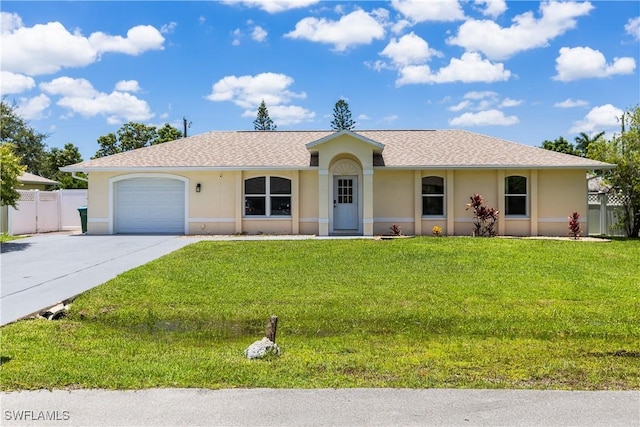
[574,131,605,156]
[587,105,640,237]
[330,99,355,131]
[0,143,26,208]
[93,122,182,158]
[1,100,48,176]
[253,100,277,131]
[540,137,580,156]
[44,143,87,189]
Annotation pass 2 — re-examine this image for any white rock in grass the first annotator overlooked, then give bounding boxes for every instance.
[244,337,281,359]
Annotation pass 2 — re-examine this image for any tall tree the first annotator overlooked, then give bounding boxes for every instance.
[0,100,48,176]
[330,99,355,131]
[253,100,277,131]
[0,143,26,208]
[93,122,182,158]
[540,136,580,156]
[156,123,183,143]
[587,105,640,237]
[44,143,87,189]
[574,131,605,156]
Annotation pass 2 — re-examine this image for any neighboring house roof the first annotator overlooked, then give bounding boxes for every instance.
[18,172,59,185]
[588,175,613,193]
[62,130,615,171]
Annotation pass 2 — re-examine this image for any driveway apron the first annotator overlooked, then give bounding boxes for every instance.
[1,234,196,326]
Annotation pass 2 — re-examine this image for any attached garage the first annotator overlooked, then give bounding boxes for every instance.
[115,177,186,234]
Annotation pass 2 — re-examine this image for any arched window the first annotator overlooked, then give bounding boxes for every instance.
[505,176,527,216]
[422,176,444,216]
[245,176,291,216]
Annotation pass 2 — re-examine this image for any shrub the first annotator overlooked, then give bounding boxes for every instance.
[466,193,499,237]
[389,224,403,236]
[432,226,443,236]
[568,211,582,239]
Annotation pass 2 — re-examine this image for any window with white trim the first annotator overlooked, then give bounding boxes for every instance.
[505,175,527,216]
[244,176,291,216]
[422,176,444,216]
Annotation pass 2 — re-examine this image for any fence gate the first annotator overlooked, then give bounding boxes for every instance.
[7,190,87,235]
[588,192,625,236]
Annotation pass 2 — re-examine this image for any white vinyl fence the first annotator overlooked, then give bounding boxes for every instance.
[588,192,625,236]
[4,189,87,235]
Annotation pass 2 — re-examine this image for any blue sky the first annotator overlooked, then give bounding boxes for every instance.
[1,1,638,161]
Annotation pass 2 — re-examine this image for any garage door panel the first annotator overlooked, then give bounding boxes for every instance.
[116,178,185,234]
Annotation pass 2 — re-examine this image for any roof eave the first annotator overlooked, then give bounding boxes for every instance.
[305,130,385,152]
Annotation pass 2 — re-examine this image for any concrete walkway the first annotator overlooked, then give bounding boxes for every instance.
[2,388,638,426]
[1,233,197,325]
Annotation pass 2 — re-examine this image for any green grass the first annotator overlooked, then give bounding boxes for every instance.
[0,233,23,243]
[1,237,639,390]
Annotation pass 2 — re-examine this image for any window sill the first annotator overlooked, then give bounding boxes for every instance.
[421,216,446,220]
[243,216,292,220]
[504,216,530,220]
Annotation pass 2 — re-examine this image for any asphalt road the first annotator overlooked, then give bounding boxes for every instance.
[1,233,196,325]
[2,388,638,426]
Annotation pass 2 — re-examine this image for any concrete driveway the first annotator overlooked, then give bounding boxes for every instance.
[1,233,197,326]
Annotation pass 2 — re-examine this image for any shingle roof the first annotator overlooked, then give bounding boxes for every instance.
[19,172,59,185]
[63,130,614,171]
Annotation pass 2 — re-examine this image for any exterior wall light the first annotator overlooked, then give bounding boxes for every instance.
[196,183,201,193]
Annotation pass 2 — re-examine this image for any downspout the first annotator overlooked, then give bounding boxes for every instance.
[71,172,88,183]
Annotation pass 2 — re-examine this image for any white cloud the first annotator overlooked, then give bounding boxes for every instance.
[114,80,141,93]
[501,98,523,108]
[88,25,165,56]
[553,46,636,82]
[222,0,319,13]
[261,105,316,126]
[1,13,165,76]
[474,0,507,18]
[448,91,519,113]
[382,114,399,123]
[391,0,465,23]
[358,114,371,121]
[15,94,50,120]
[449,109,519,126]
[464,91,497,100]
[252,26,268,42]
[554,98,589,108]
[285,9,386,51]
[569,104,623,134]
[379,32,441,66]
[448,101,471,112]
[160,22,177,34]
[206,72,306,109]
[40,76,153,124]
[397,52,511,85]
[448,1,594,60]
[0,71,35,94]
[1,11,23,33]
[626,17,640,41]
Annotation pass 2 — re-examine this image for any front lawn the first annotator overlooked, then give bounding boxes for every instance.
[1,238,638,390]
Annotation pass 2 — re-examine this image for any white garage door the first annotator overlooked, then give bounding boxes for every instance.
[115,178,185,234]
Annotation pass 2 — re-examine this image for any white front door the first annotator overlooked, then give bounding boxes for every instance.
[333,176,358,230]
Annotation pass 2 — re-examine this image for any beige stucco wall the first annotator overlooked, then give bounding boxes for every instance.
[537,169,587,236]
[84,163,590,237]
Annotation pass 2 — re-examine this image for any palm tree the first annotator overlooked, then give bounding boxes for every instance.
[574,131,604,156]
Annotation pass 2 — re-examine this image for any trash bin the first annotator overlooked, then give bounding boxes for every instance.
[77,206,87,234]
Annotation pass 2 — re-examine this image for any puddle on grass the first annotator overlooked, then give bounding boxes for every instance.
[137,318,266,338]
[587,350,640,358]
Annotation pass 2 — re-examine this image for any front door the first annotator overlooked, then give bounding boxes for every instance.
[333,176,358,230]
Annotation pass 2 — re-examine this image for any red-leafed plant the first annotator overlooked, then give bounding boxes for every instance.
[389,223,403,236]
[568,211,581,239]
[466,193,499,237]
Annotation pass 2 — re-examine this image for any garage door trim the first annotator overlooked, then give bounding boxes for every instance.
[108,173,189,234]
